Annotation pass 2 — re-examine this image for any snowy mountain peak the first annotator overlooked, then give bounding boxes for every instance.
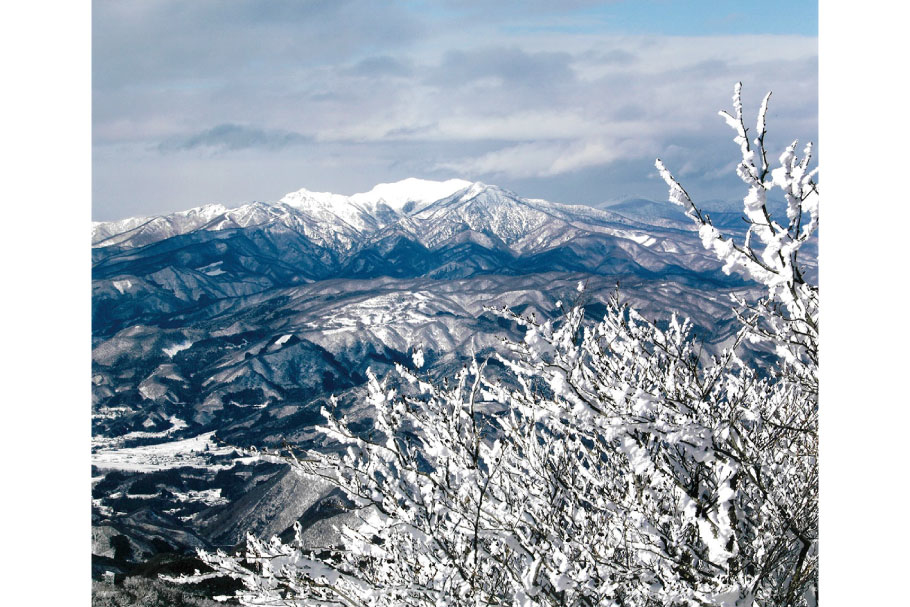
[273,178,475,233]
[278,187,351,209]
[349,178,472,211]
[457,181,498,201]
[92,177,649,254]
[279,178,473,214]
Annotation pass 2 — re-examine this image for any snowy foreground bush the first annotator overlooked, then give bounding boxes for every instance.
[173,85,818,606]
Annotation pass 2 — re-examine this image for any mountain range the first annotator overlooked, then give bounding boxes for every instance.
[91,178,793,579]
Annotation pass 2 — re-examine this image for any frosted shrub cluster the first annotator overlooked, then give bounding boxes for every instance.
[175,85,818,606]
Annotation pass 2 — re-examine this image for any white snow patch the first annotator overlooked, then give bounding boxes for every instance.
[615,230,657,247]
[92,416,189,450]
[316,292,435,335]
[412,347,425,369]
[274,334,293,347]
[93,406,130,421]
[92,431,253,472]
[92,498,115,517]
[627,233,657,247]
[198,261,226,276]
[171,488,229,507]
[163,340,193,358]
[112,279,132,294]
[350,178,472,211]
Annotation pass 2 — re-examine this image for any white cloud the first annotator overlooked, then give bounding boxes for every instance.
[441,137,655,179]
[92,1,817,219]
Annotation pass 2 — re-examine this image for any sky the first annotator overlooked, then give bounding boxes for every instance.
[92,0,818,221]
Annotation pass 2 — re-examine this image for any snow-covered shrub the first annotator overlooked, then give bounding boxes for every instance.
[173,84,818,606]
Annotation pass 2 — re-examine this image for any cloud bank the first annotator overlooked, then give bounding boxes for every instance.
[93,0,817,220]
[158,124,312,152]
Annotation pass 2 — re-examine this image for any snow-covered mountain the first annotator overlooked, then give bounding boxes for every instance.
[91,178,777,577]
[92,179,743,335]
[93,178,471,249]
[94,178,697,254]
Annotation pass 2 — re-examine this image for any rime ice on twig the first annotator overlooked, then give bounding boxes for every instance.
[656,83,818,380]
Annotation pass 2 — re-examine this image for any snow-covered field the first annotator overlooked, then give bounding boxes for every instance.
[91,415,189,450]
[91,431,254,472]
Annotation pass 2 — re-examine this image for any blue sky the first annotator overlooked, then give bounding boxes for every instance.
[92,0,818,220]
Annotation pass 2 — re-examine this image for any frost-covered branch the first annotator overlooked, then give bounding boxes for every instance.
[656,82,818,386]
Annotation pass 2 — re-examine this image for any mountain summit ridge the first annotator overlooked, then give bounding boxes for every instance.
[92,178,646,254]
[91,177,758,344]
